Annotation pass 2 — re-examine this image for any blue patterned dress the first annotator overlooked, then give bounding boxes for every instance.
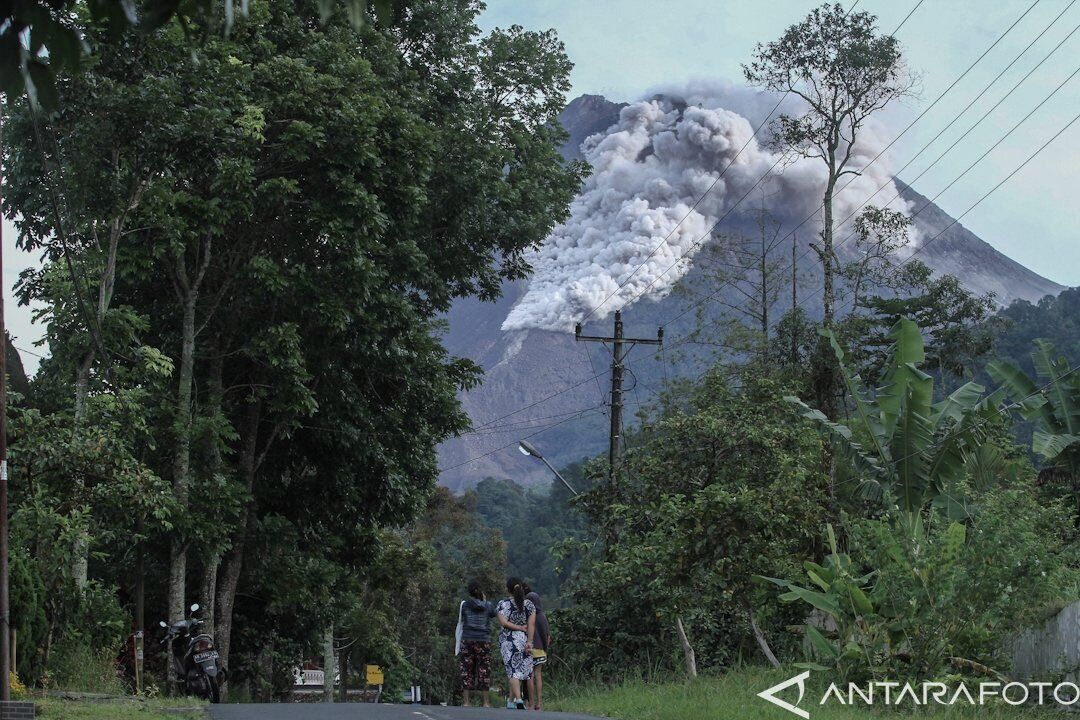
[496,597,535,680]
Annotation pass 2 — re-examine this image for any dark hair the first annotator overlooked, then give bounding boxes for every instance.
[522,582,532,596]
[467,579,483,600]
[506,576,526,614]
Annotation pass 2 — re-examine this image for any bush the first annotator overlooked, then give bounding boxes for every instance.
[560,374,831,677]
[46,642,126,694]
[770,489,1078,682]
[855,488,1076,678]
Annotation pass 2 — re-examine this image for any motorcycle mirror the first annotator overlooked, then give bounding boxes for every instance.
[190,603,200,613]
[159,621,168,628]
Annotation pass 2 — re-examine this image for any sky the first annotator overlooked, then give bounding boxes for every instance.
[476,0,1080,283]
[5,0,1078,375]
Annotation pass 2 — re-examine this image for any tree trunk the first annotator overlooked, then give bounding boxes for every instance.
[816,178,839,420]
[748,607,780,668]
[674,615,697,679]
[821,180,836,328]
[323,624,336,703]
[168,292,198,691]
[70,351,95,589]
[200,553,220,632]
[214,401,261,696]
[214,531,245,695]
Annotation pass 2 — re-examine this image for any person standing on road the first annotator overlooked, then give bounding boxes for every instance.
[457,579,497,708]
[523,584,551,711]
[496,576,535,710]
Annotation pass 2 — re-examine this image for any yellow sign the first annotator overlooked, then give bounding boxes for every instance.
[365,664,384,685]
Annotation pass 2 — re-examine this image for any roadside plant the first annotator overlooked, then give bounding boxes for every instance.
[764,488,1076,683]
[788,319,1003,520]
[989,339,1080,509]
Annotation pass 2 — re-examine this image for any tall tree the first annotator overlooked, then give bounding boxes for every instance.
[744,2,912,416]
[7,0,581,693]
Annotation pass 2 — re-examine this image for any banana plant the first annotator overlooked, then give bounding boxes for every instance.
[787,319,1000,520]
[988,340,1080,496]
[757,525,888,681]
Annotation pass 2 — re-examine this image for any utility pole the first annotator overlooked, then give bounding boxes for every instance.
[1,103,10,703]
[575,310,662,489]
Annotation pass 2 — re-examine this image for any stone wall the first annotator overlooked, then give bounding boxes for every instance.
[0,701,35,719]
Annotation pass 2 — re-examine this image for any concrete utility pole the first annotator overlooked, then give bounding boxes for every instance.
[1,104,10,703]
[575,310,662,489]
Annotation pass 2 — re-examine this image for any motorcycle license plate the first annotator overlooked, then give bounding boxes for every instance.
[194,651,219,663]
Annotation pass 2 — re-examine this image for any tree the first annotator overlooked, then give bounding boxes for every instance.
[840,262,997,386]
[681,197,790,363]
[788,319,1005,523]
[744,2,913,417]
[5,0,582,694]
[560,374,830,677]
[0,0,396,112]
[989,340,1080,511]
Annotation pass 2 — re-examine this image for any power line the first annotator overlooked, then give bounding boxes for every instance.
[664,0,1068,329]
[686,104,1080,383]
[440,405,607,473]
[578,0,878,324]
[827,22,1080,252]
[616,0,944,321]
[443,0,1045,471]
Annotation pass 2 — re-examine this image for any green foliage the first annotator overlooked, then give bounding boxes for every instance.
[989,339,1080,502]
[5,0,580,695]
[845,262,998,385]
[0,0,399,114]
[469,464,592,608]
[769,490,1076,683]
[560,374,830,677]
[549,668,1049,720]
[789,319,1004,518]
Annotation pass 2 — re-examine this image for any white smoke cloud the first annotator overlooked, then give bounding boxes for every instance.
[501,80,914,332]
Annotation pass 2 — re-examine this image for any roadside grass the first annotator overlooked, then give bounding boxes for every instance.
[548,666,1053,720]
[34,696,206,720]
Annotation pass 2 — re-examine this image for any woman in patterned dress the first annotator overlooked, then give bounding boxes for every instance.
[496,576,535,710]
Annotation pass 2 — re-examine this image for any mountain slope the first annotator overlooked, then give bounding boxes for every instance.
[437,94,1065,491]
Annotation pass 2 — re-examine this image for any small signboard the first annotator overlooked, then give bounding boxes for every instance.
[365,664,384,685]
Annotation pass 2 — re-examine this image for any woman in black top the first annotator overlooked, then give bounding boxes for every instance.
[458,579,497,707]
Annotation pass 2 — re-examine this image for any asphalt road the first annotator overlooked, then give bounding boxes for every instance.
[208,704,605,720]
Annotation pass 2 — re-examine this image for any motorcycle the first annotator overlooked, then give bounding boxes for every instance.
[160,603,225,703]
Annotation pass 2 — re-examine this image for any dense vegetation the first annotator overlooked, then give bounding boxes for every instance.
[3,0,580,701]
[3,0,1078,712]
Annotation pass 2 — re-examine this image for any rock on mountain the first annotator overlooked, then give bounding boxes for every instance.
[437,94,1065,491]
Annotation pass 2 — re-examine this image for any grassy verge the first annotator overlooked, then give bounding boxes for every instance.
[548,667,1054,720]
[33,695,206,720]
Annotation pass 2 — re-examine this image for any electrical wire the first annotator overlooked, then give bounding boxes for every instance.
[577,0,879,324]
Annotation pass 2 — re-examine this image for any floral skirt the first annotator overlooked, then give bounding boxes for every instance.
[499,630,534,681]
[459,640,491,690]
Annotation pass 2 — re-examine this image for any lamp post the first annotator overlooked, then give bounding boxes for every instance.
[517,441,578,497]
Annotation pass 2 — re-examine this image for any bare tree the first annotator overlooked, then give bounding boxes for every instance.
[684,195,788,363]
[744,2,913,416]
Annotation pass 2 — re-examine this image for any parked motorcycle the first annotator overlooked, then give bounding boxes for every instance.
[160,603,225,702]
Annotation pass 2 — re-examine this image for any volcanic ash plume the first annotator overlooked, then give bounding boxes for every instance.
[501,84,912,332]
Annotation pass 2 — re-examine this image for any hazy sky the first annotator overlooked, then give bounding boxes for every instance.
[477,0,1080,285]
[5,0,1078,374]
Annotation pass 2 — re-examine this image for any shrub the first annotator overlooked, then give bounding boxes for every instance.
[767,489,1077,682]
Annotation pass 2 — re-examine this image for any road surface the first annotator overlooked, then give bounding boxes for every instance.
[208,704,606,720]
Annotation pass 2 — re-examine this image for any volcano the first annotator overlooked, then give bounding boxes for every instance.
[437,94,1065,491]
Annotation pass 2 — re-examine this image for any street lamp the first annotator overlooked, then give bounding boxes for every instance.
[518,440,578,496]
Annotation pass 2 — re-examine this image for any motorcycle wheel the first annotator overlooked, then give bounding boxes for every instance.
[203,675,221,704]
